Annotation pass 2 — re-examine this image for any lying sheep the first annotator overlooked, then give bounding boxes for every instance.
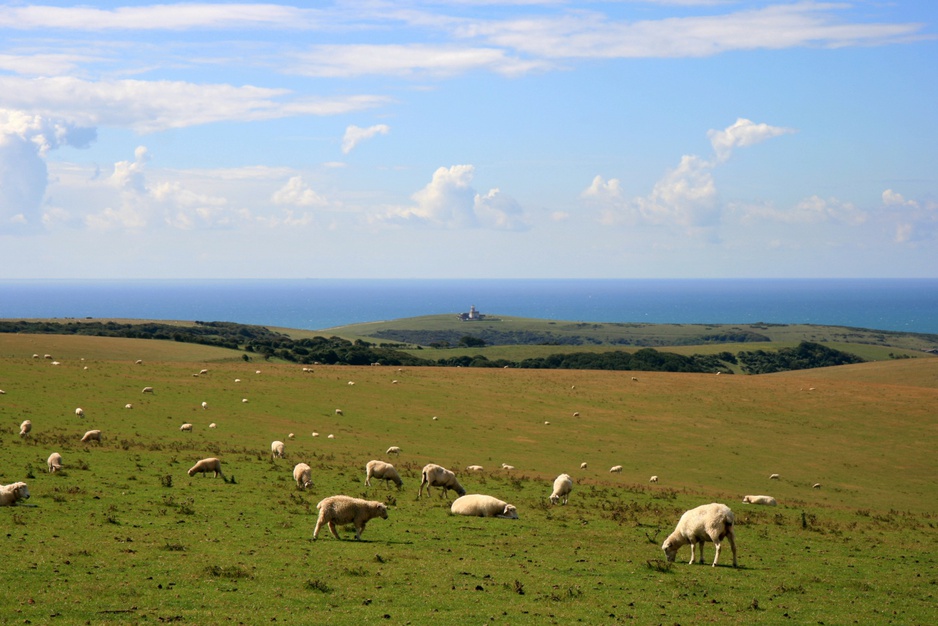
[451,494,518,519]
[549,473,573,505]
[609,465,623,473]
[19,420,31,437]
[180,423,193,432]
[465,465,484,472]
[293,463,313,489]
[188,457,224,478]
[418,463,466,499]
[662,502,738,568]
[47,452,63,473]
[365,460,403,490]
[271,440,285,460]
[313,495,388,540]
[742,495,777,506]
[0,482,30,506]
[81,429,102,443]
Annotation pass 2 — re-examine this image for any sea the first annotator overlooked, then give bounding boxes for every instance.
[1,279,936,334]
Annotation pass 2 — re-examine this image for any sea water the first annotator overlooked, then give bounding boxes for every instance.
[0,279,936,334]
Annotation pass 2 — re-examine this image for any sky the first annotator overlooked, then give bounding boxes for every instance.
[0,0,936,279]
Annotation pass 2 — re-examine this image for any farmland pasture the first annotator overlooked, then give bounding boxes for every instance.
[1,334,936,624]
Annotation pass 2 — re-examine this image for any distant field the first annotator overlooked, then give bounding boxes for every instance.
[1,333,936,623]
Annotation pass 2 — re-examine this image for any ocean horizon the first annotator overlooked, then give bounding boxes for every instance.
[1,278,937,335]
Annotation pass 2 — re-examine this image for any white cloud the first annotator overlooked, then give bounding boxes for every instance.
[342,124,390,155]
[882,189,920,209]
[707,118,795,162]
[271,176,327,207]
[881,189,937,244]
[381,164,527,230]
[0,76,391,133]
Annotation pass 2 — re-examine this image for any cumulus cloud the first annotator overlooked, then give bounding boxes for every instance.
[882,189,920,209]
[708,118,795,162]
[381,164,527,230]
[881,189,937,244]
[271,176,327,207]
[0,109,96,231]
[341,124,390,155]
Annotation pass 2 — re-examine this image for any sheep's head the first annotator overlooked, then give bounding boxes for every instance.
[13,483,30,501]
[376,503,389,519]
[500,504,519,519]
[549,494,560,505]
[662,539,678,562]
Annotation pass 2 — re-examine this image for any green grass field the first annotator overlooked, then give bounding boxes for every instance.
[1,333,936,624]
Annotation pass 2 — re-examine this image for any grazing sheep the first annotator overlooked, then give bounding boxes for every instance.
[0,482,30,506]
[288,433,295,440]
[75,407,84,418]
[47,452,63,473]
[180,423,193,432]
[187,457,224,478]
[313,495,388,540]
[293,463,313,489]
[549,473,573,505]
[742,495,777,506]
[271,440,285,459]
[580,462,588,469]
[365,460,403,490]
[451,494,519,519]
[135,359,143,365]
[573,412,580,417]
[465,465,484,472]
[813,483,822,489]
[335,409,343,415]
[201,402,208,410]
[142,386,154,394]
[769,473,780,480]
[199,369,209,375]
[81,429,101,443]
[242,398,248,403]
[609,465,623,473]
[209,423,217,429]
[418,463,466,499]
[124,403,133,409]
[649,475,659,484]
[386,446,401,456]
[662,503,738,568]
[19,420,31,437]
[327,434,335,439]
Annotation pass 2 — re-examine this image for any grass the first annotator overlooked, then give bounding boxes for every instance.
[1,333,937,624]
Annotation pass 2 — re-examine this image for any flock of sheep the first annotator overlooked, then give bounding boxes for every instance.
[2,358,802,569]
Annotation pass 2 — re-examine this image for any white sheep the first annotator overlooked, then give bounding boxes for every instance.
[201,401,208,410]
[271,440,285,459]
[549,473,573,505]
[365,460,403,490]
[47,452,63,473]
[187,457,224,478]
[293,463,313,489]
[386,446,401,456]
[609,465,623,473]
[19,420,31,437]
[742,495,777,506]
[288,433,295,439]
[209,422,217,429]
[124,403,133,409]
[0,482,31,506]
[769,473,780,480]
[199,369,209,376]
[813,483,822,489]
[580,462,588,469]
[649,475,659,484]
[313,495,388,540]
[501,463,515,470]
[142,386,154,394]
[81,429,102,443]
[180,423,193,432]
[662,502,738,568]
[451,494,519,519]
[75,407,84,418]
[465,465,484,472]
[418,463,466,499]
[335,409,343,415]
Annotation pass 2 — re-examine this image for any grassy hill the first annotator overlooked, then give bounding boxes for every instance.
[1,333,936,623]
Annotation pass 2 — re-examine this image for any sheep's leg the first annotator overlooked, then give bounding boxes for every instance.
[355,522,365,540]
[688,542,696,564]
[328,521,340,540]
[696,541,706,565]
[313,518,325,540]
[727,528,738,567]
[711,540,722,567]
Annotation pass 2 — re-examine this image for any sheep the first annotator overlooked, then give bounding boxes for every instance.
[313,495,388,540]
[580,462,588,469]
[75,407,84,418]
[365,460,403,490]
[386,446,401,456]
[180,423,193,432]
[135,359,143,365]
[124,403,133,409]
[662,502,738,568]
[549,473,573,505]
[188,457,224,478]
[501,463,515,470]
[47,452,63,473]
[19,420,31,437]
[609,465,623,473]
[199,369,209,376]
[293,463,313,489]
[201,401,208,410]
[418,463,466,499]
[465,465,484,472]
[142,386,154,394]
[0,482,30,506]
[288,433,295,439]
[81,429,102,443]
[769,473,780,480]
[209,423,217,429]
[271,440,285,459]
[451,494,518,519]
[335,409,343,415]
[742,495,777,506]
[650,475,659,484]
[813,483,822,489]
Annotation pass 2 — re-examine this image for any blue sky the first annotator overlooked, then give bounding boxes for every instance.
[0,1,935,279]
